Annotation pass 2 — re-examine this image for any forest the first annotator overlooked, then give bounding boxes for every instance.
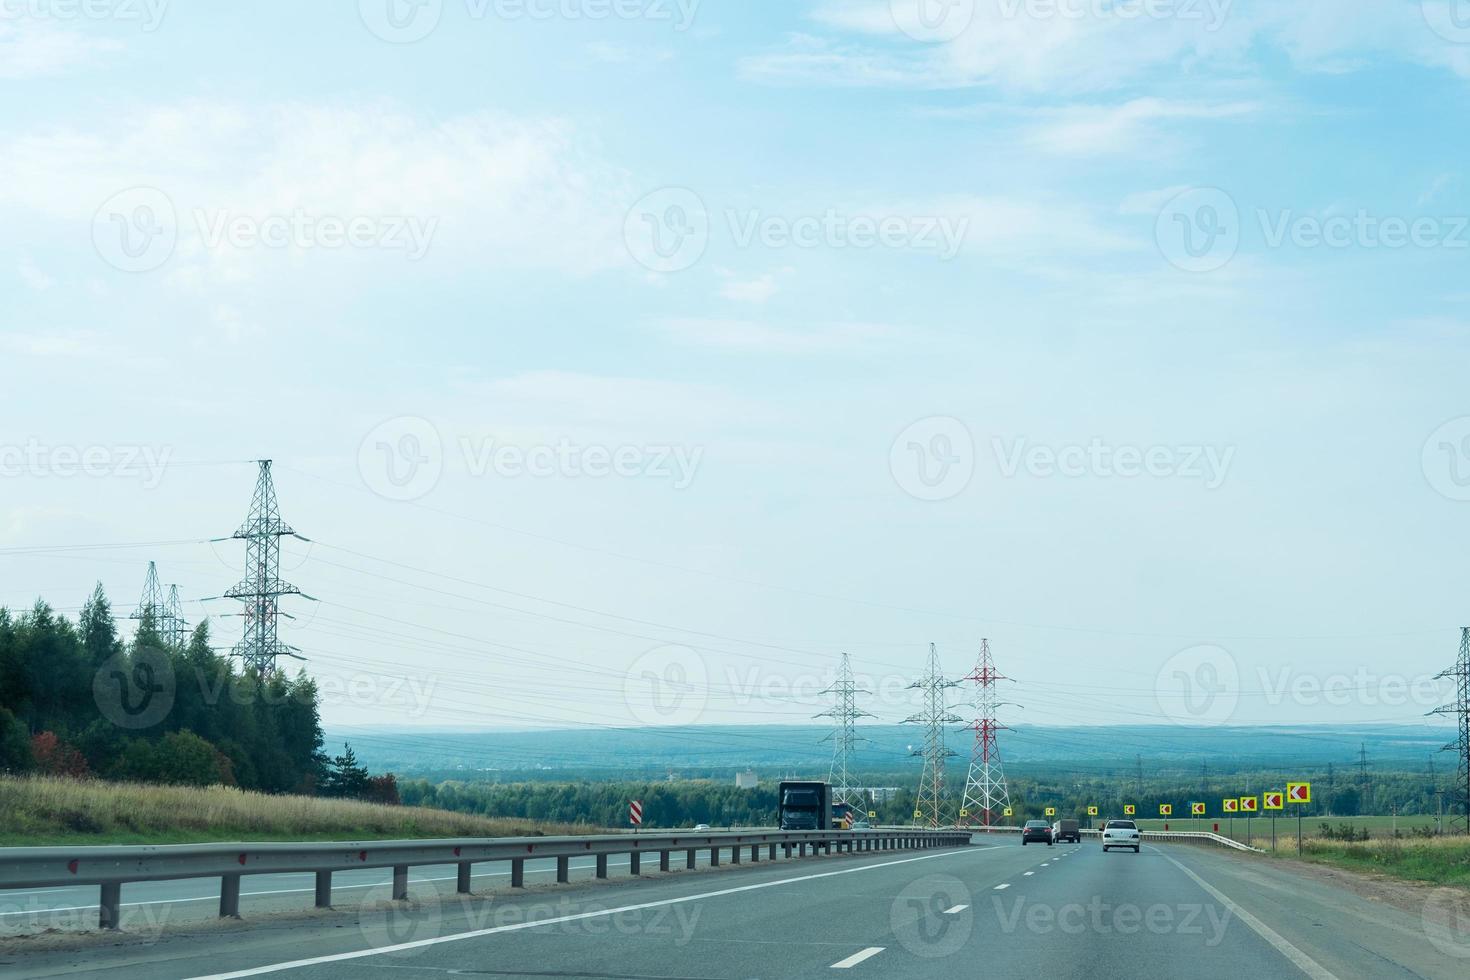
[0,585,389,800]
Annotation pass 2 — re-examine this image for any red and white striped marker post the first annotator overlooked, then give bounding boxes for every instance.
[630,800,643,831]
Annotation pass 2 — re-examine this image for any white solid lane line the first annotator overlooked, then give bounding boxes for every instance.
[831,947,885,969]
[942,905,969,915]
[191,849,985,979]
[1156,850,1339,980]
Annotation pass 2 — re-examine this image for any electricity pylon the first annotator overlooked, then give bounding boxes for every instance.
[164,584,188,651]
[130,561,165,641]
[1430,627,1470,834]
[222,460,311,674]
[904,643,961,828]
[816,653,875,815]
[959,639,1012,827]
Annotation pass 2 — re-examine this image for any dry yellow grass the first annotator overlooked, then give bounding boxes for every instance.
[0,775,599,845]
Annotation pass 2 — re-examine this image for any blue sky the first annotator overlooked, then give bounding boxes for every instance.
[2,1,1470,742]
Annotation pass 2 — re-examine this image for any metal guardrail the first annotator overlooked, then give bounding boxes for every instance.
[1141,831,1265,853]
[0,828,973,930]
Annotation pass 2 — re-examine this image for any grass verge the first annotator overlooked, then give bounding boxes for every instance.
[0,775,598,846]
[1291,836,1470,889]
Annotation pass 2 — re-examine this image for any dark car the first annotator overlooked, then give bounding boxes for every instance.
[1021,819,1053,845]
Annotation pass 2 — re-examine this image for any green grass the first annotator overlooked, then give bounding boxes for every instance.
[1294,837,1470,888]
[0,775,599,846]
[1127,813,1443,840]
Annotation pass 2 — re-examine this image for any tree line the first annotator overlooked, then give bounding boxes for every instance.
[0,585,393,802]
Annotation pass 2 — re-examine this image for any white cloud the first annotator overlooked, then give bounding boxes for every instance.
[0,102,635,285]
[17,257,55,291]
[1024,98,1258,155]
[0,19,121,79]
[718,271,781,304]
[763,0,1470,93]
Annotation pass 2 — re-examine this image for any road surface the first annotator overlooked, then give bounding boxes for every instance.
[4,840,1466,979]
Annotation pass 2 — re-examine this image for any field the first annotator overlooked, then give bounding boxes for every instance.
[0,775,599,846]
[1128,813,1444,840]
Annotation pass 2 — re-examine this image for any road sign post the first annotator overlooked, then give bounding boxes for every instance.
[1287,782,1311,854]
[1263,791,1284,853]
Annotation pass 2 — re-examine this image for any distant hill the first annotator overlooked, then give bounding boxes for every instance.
[334,723,1454,780]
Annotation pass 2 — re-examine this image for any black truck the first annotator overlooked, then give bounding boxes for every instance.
[777,781,831,831]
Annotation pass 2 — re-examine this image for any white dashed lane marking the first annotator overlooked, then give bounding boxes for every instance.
[832,948,885,969]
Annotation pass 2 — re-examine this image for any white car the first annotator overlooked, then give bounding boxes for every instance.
[1101,819,1141,853]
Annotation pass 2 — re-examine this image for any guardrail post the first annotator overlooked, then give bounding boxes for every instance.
[629,852,641,876]
[220,873,241,919]
[393,865,409,901]
[731,844,741,864]
[709,847,720,867]
[316,870,334,907]
[797,842,807,857]
[686,849,696,870]
[783,842,792,858]
[768,843,776,860]
[596,854,609,879]
[660,851,671,872]
[511,859,526,888]
[750,844,759,862]
[99,882,121,930]
[557,856,570,883]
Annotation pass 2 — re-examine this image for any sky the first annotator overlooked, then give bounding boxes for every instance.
[2,1,1470,749]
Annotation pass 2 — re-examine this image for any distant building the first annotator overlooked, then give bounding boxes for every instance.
[735,770,759,790]
[859,787,900,803]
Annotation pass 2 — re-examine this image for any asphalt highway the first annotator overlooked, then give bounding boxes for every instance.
[5,839,1467,979]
